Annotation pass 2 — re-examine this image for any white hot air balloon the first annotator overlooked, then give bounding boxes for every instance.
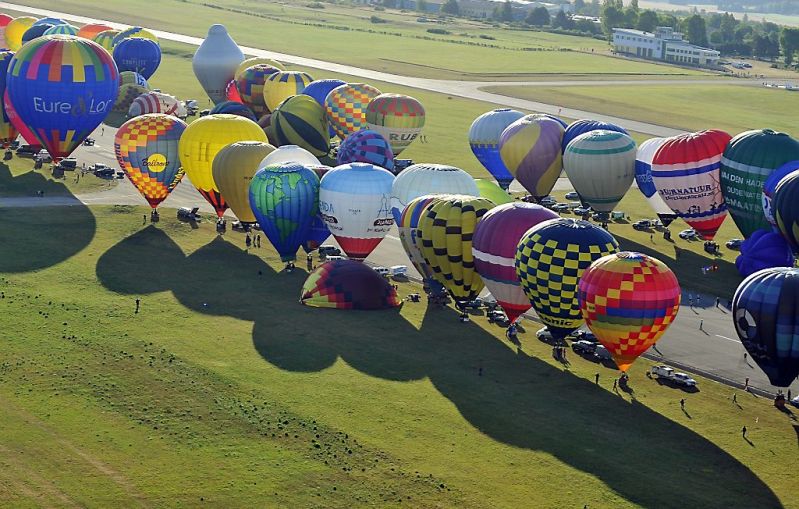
[634,137,677,226]
[192,24,244,105]
[390,163,479,224]
[259,145,321,168]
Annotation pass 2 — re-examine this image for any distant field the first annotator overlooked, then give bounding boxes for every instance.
[637,0,799,27]
[484,83,799,135]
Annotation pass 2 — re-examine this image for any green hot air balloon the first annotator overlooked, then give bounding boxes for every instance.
[720,129,799,238]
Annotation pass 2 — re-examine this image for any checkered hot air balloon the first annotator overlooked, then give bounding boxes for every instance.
[499,114,565,200]
[235,64,280,117]
[301,260,400,310]
[365,93,425,155]
[324,83,381,140]
[262,71,313,112]
[473,203,558,323]
[336,129,394,173]
[515,218,619,339]
[114,113,187,209]
[579,252,681,372]
[651,129,732,240]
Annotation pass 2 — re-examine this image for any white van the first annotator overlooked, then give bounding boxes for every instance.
[390,265,408,277]
[373,266,390,276]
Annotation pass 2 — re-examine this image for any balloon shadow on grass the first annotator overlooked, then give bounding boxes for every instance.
[96,227,782,509]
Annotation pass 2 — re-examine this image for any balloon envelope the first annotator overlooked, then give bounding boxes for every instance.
[261,145,321,167]
[235,64,280,117]
[119,70,149,88]
[113,37,161,79]
[473,203,558,322]
[21,23,52,45]
[192,24,244,104]
[209,100,257,121]
[469,108,525,190]
[475,179,513,205]
[634,137,676,226]
[390,163,479,224]
[774,169,799,253]
[0,51,17,147]
[93,30,120,52]
[302,79,346,106]
[579,252,681,371]
[336,129,394,172]
[235,57,284,79]
[735,229,794,277]
[763,161,799,228]
[113,27,158,46]
[365,93,425,155]
[5,17,37,51]
[77,23,113,40]
[272,94,330,157]
[325,83,381,140]
[301,260,400,310]
[733,267,799,387]
[263,71,313,113]
[562,119,628,152]
[398,195,442,285]
[43,24,79,36]
[213,141,276,223]
[499,114,564,200]
[114,113,186,208]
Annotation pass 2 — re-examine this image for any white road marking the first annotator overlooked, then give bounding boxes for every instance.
[715,334,741,344]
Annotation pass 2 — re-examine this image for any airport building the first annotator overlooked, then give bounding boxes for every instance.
[612,26,720,67]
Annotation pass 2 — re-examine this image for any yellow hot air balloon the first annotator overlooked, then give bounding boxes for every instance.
[178,114,267,218]
[262,71,313,113]
[212,141,276,223]
[5,17,37,51]
[235,56,285,79]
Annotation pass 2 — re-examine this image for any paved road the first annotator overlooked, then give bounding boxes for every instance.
[0,2,764,139]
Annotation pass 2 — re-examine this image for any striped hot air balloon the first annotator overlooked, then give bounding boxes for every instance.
[113,26,158,46]
[43,24,79,36]
[651,129,732,240]
[93,30,120,51]
[210,100,257,121]
[271,94,330,157]
[562,119,628,152]
[324,83,381,140]
[114,114,187,209]
[301,260,400,310]
[473,203,558,323]
[77,23,113,40]
[0,14,13,50]
[0,51,18,147]
[499,114,564,200]
[235,64,280,117]
[390,163,479,224]
[365,93,425,155]
[469,108,525,190]
[128,91,181,118]
[563,130,637,214]
[635,137,677,226]
[336,129,394,172]
[579,252,681,372]
[263,71,313,112]
[398,194,443,286]
[764,161,799,228]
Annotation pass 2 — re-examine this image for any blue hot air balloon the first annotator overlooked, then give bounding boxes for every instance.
[562,119,628,152]
[32,17,66,27]
[302,79,345,138]
[469,108,525,190]
[21,23,52,45]
[735,229,795,278]
[209,100,257,121]
[113,37,161,80]
[249,162,321,264]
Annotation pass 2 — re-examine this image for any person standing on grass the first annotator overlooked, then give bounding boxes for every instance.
[732,392,737,404]
[744,377,749,390]
[742,426,747,438]
[135,298,140,314]
[680,398,685,410]
[699,319,704,331]
[595,373,599,384]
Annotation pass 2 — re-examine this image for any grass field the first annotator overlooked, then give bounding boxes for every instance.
[0,203,796,508]
[484,83,799,135]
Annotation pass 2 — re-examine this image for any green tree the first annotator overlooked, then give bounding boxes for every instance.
[636,10,658,32]
[684,14,709,47]
[441,0,459,15]
[719,13,738,43]
[629,0,639,11]
[658,13,678,29]
[552,9,574,29]
[601,5,625,36]
[500,0,514,21]
[526,6,551,26]
[416,0,428,12]
[573,0,586,13]
[780,27,799,65]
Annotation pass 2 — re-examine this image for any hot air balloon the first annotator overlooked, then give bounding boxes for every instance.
[303,164,333,252]
[469,108,525,190]
[261,144,321,167]
[77,23,113,40]
[516,218,619,339]
[473,203,558,323]
[562,119,628,152]
[398,194,442,286]
[113,37,161,79]
[774,169,799,253]
[475,179,513,205]
[764,161,799,228]
[735,229,794,277]
[4,89,37,148]
[336,129,393,172]
[114,113,186,209]
[651,129,732,240]
[113,26,158,46]
[303,78,346,138]
[235,64,280,117]
[720,129,799,238]
[209,100,257,121]
[21,24,52,45]
[225,79,242,103]
[325,83,381,140]
[365,93,425,155]
[44,24,79,36]
[733,267,799,387]
[128,91,181,118]
[563,130,637,214]
[119,70,149,88]
[301,260,400,310]
[499,114,564,200]
[32,17,65,28]
[192,24,244,105]
[6,35,119,161]
[579,252,681,372]
[271,94,330,157]
[5,17,37,51]
[0,51,17,147]
[113,83,148,113]
[235,57,285,79]
[212,141,275,224]
[263,71,313,113]
[249,162,320,263]
[634,137,677,226]
[319,162,395,260]
[0,14,12,49]
[178,114,267,217]
[93,30,120,52]
[390,163,479,224]
[418,195,495,308]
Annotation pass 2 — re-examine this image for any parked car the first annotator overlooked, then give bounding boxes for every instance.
[231,221,248,232]
[726,238,744,250]
[572,340,597,354]
[373,266,390,277]
[177,207,200,221]
[791,395,799,408]
[568,201,582,210]
[318,245,341,257]
[83,137,95,146]
[672,372,697,387]
[552,203,569,212]
[36,150,52,163]
[487,309,509,326]
[16,144,39,157]
[593,345,612,361]
[58,157,77,170]
[539,196,556,206]
[632,219,652,231]
[570,329,597,343]
[199,109,211,117]
[390,265,408,278]
[325,255,345,262]
[574,206,591,216]
[536,327,554,342]
[679,229,698,240]
[651,365,697,387]
[565,191,580,200]
[461,298,483,310]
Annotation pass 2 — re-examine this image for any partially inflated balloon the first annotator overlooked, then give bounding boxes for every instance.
[774,170,799,253]
[209,100,257,121]
[44,24,79,36]
[113,37,161,79]
[235,64,280,117]
[301,260,400,310]
[93,30,120,52]
[263,71,313,112]
[419,195,495,305]
[272,94,330,157]
[390,163,478,224]
[475,179,513,205]
[473,203,558,322]
[250,163,320,262]
[733,267,799,386]
[720,129,799,238]
[365,93,425,155]
[516,219,619,338]
[5,17,37,51]
[261,145,320,167]
[178,114,267,217]
[399,195,443,285]
[563,130,637,213]
[7,35,119,161]
[764,161,799,228]
[319,162,395,260]
[77,23,113,40]
[235,57,284,79]
[634,137,676,226]
[336,129,393,172]
[192,24,244,104]
[562,119,628,152]
[115,114,186,208]
[0,51,17,147]
[499,114,564,200]
[735,229,794,277]
[469,108,525,190]
[579,252,680,371]
[113,27,158,46]
[651,129,732,240]
[213,141,275,223]
[325,83,381,140]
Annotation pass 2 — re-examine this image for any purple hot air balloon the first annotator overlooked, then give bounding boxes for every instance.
[498,114,565,200]
[735,228,795,277]
[336,129,395,173]
[472,203,558,323]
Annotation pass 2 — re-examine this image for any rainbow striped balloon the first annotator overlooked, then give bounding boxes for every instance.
[324,83,381,140]
[6,35,119,160]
